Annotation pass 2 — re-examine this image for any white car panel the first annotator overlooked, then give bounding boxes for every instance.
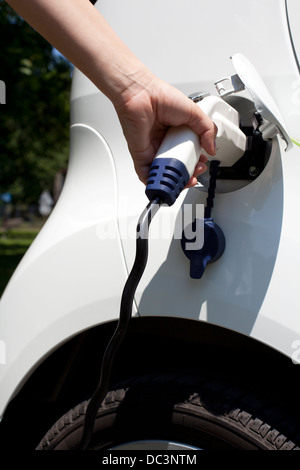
[0,0,300,422]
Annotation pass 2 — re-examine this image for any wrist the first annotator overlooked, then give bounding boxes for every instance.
[105,63,156,110]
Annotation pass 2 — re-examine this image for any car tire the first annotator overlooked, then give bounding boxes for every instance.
[36,371,300,450]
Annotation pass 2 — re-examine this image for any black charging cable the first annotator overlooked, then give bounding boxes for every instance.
[79,196,162,450]
[204,160,220,219]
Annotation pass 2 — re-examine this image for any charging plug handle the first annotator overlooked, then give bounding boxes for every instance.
[145,94,247,206]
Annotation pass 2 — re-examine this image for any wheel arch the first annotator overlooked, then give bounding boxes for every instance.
[0,316,298,449]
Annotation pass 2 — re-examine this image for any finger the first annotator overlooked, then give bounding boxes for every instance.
[200,125,217,157]
[189,110,218,157]
[199,153,208,163]
[185,160,208,188]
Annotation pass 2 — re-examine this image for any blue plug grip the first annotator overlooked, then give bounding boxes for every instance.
[145,157,190,206]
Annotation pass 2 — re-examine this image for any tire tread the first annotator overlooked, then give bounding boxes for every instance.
[36,373,300,450]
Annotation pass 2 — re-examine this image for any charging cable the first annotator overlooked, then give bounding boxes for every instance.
[80,196,162,450]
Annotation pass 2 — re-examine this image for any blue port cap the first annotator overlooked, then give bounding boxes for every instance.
[181,218,225,279]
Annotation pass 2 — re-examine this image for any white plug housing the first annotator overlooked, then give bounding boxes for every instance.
[146,94,247,205]
[153,94,247,171]
[199,95,247,167]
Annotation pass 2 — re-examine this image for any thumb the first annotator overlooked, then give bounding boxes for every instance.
[187,102,217,157]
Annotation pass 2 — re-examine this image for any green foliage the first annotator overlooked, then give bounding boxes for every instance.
[0,0,72,204]
[1,227,39,240]
[0,225,39,295]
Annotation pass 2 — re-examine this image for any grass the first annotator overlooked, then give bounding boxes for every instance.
[0,224,41,296]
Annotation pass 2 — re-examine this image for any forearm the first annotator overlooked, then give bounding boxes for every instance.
[6,0,217,185]
[6,0,151,106]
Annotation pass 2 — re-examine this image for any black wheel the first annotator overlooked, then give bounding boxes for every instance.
[36,372,300,450]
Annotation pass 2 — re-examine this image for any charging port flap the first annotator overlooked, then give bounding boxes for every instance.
[215,53,292,151]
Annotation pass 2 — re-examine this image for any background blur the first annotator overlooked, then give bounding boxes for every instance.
[0,1,72,294]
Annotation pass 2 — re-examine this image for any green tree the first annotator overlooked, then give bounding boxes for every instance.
[0,1,72,207]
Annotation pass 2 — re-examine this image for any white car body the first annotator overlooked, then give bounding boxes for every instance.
[1,0,300,449]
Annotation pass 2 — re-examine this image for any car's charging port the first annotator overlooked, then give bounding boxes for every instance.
[197,95,273,193]
[217,125,270,181]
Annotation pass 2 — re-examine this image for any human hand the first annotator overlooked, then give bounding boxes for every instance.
[4,1,216,189]
[114,73,217,187]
